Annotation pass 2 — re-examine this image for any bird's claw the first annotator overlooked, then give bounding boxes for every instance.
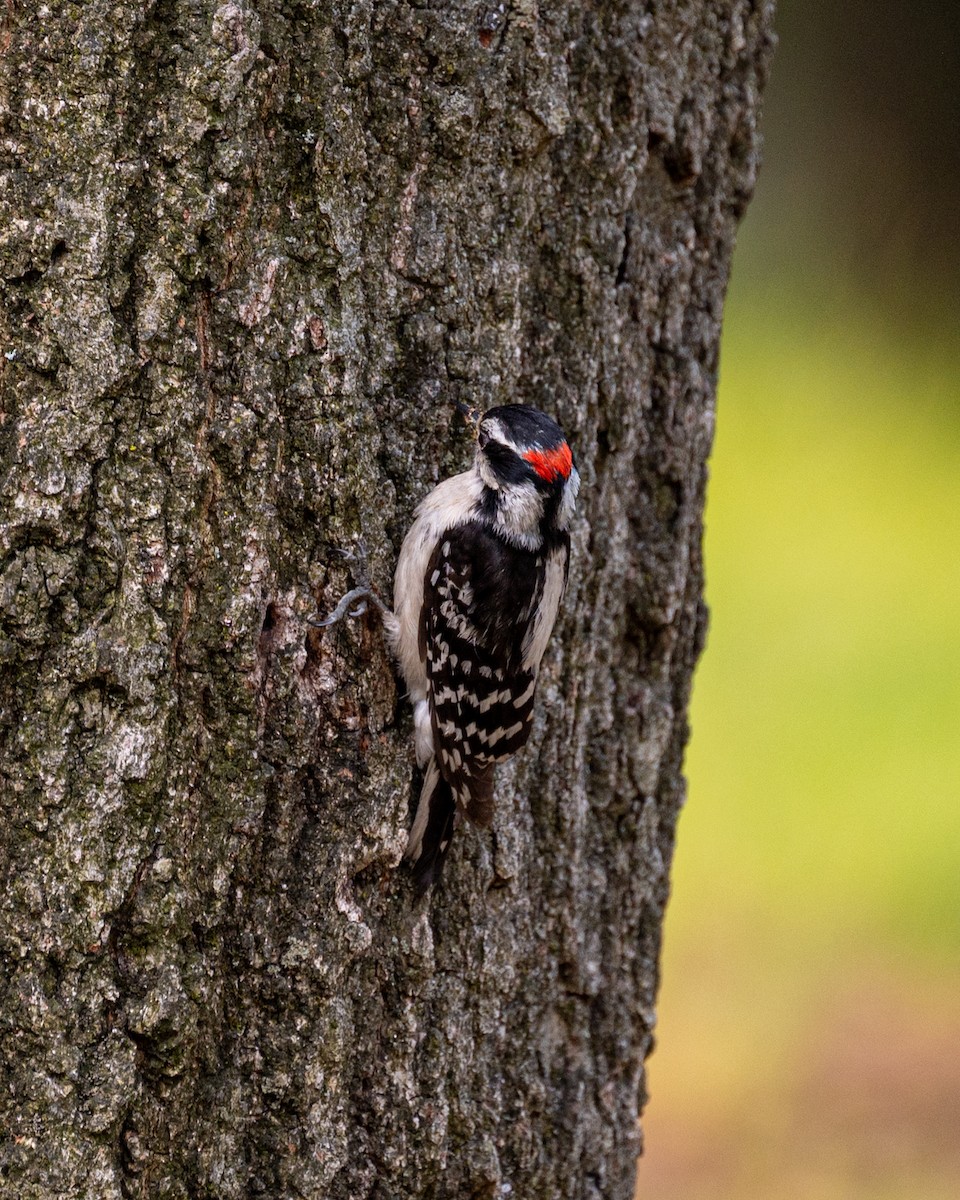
[308,586,373,628]
[330,539,371,583]
[309,538,389,629]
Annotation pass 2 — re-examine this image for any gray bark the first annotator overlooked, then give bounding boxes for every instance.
[0,2,773,1198]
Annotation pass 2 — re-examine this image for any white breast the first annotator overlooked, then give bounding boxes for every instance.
[521,544,567,673]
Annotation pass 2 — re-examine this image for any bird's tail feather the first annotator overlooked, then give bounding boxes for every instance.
[404,758,457,895]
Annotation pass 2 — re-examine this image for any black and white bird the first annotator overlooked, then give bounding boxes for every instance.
[318,404,580,892]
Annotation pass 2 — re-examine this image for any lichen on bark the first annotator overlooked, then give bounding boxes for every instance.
[0,2,773,1197]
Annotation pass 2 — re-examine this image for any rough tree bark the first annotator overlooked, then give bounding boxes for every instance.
[0,2,772,1197]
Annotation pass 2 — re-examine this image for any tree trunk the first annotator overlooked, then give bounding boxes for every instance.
[0,2,772,1197]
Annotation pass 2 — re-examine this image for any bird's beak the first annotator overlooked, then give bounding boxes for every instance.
[453,399,483,438]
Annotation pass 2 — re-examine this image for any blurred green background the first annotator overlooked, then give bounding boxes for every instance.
[636,4,960,1197]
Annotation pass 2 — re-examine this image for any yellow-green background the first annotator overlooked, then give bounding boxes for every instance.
[636,4,960,1196]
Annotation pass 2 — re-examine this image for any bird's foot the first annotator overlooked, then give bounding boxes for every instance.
[309,540,389,628]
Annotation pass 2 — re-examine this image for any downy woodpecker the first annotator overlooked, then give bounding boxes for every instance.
[317,404,580,892]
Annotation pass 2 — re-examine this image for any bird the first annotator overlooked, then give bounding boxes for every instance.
[314,403,580,893]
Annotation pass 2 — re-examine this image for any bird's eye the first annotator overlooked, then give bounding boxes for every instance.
[478,429,490,449]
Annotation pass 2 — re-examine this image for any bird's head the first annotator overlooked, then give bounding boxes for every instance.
[470,404,580,544]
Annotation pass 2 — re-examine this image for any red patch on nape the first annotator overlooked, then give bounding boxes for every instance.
[523,441,573,482]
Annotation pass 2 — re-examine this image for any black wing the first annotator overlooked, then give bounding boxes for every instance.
[419,522,544,827]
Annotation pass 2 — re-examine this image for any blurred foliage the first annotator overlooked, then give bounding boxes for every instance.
[636,258,960,1200]
[636,3,960,1196]
[688,273,960,957]
[752,0,960,298]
